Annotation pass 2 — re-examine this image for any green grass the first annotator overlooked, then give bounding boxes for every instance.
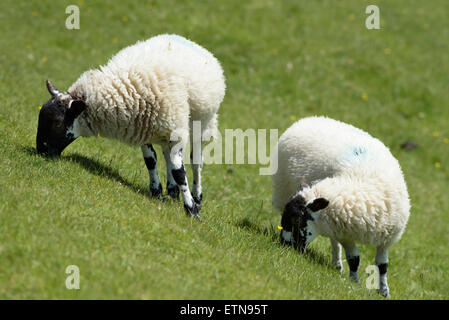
[0,0,448,299]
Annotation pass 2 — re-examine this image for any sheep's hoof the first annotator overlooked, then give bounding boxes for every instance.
[349,272,360,284]
[150,184,163,199]
[378,288,390,299]
[334,263,343,273]
[184,202,201,221]
[167,185,180,200]
[193,194,202,207]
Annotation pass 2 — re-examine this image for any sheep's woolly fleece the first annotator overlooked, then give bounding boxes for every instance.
[272,116,410,247]
[68,34,226,146]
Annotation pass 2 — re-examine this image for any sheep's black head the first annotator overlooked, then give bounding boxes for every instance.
[280,193,329,252]
[36,80,86,157]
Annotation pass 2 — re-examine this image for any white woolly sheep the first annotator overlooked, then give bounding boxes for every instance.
[36,34,226,219]
[273,116,410,298]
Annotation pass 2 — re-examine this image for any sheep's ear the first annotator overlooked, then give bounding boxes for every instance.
[307,198,329,212]
[65,100,86,125]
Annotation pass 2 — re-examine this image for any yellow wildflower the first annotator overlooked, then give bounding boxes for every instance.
[361,92,368,101]
[277,226,283,231]
[435,162,441,168]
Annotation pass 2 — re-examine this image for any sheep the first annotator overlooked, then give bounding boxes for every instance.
[273,116,410,298]
[36,34,226,219]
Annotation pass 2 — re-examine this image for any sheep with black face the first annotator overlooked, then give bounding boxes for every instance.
[36,34,226,219]
[36,81,86,156]
[273,116,410,298]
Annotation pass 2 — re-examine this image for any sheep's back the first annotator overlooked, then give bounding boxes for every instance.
[106,34,226,120]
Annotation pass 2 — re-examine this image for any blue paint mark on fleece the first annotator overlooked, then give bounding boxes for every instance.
[167,35,207,57]
[352,146,367,157]
[343,145,370,163]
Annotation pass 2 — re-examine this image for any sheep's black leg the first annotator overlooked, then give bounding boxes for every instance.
[165,143,200,220]
[190,145,203,207]
[343,243,360,284]
[141,144,162,198]
[163,146,180,200]
[376,246,390,298]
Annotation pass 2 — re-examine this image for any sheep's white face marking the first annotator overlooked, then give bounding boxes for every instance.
[303,216,319,247]
[67,117,81,139]
[293,215,318,252]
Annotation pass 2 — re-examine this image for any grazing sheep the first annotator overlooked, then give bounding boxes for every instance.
[36,34,226,219]
[273,116,410,298]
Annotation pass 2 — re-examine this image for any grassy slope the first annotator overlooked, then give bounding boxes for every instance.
[0,0,448,299]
